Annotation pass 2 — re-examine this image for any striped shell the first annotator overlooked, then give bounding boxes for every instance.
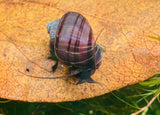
[48,12,102,69]
[55,12,101,67]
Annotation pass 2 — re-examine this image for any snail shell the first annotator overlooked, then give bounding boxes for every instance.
[47,12,103,84]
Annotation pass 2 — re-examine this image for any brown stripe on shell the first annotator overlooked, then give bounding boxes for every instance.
[67,14,80,62]
[67,14,80,52]
[73,16,86,63]
[55,12,70,49]
[74,16,85,52]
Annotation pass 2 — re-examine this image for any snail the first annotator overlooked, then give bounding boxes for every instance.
[47,12,104,84]
[19,12,104,84]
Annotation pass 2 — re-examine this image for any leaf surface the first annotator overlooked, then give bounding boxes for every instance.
[0,0,160,102]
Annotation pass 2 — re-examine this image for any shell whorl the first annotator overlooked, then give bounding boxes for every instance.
[47,19,60,41]
[54,12,95,66]
[47,12,102,69]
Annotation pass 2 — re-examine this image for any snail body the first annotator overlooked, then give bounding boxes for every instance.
[47,12,103,84]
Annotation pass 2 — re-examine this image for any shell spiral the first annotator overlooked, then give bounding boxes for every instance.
[54,12,97,67]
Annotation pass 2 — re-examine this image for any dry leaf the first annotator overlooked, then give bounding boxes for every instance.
[0,0,160,102]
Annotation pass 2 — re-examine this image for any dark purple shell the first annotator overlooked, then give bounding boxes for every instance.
[54,12,97,66]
